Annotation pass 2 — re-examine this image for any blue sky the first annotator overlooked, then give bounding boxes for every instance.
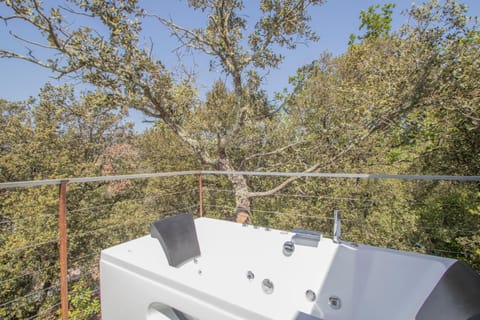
[0,1,479,131]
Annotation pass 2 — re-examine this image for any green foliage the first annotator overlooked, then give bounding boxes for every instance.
[0,84,136,319]
[349,3,396,45]
[67,281,100,320]
[0,84,134,182]
[413,184,480,270]
[285,0,479,269]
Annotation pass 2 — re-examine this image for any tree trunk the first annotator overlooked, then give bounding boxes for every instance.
[216,159,252,224]
[229,173,251,224]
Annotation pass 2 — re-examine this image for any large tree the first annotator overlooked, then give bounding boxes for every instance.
[0,0,326,222]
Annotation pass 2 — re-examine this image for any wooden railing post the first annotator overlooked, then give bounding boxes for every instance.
[58,181,69,320]
[198,174,203,217]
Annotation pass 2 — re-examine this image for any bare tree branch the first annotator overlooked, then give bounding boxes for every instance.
[248,128,376,198]
[147,14,217,56]
[0,49,58,70]
[58,5,94,18]
[240,141,302,168]
[8,31,56,50]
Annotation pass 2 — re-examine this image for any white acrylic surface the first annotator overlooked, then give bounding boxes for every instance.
[100,218,455,320]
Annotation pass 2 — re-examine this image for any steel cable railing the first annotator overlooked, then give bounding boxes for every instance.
[0,284,61,310]
[0,181,199,320]
[0,171,478,320]
[25,303,61,320]
[0,238,59,257]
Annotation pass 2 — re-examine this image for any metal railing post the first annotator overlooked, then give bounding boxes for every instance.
[333,209,342,243]
[198,174,203,217]
[58,181,69,320]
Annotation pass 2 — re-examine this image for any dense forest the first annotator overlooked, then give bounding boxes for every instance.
[0,0,479,318]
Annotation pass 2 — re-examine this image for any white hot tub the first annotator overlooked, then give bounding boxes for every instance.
[100,216,480,320]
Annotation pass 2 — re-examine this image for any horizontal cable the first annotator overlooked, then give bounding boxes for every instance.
[430,248,468,255]
[2,170,479,189]
[203,204,362,223]
[69,286,99,297]
[1,238,58,256]
[26,302,61,320]
[205,206,476,232]
[69,205,198,239]
[67,188,198,214]
[203,188,235,193]
[254,208,364,222]
[1,266,98,312]
[205,189,478,209]
[0,284,60,309]
[69,220,146,240]
[0,264,59,286]
[205,189,368,202]
[69,252,101,265]
[0,254,102,288]
[201,171,480,181]
[68,203,116,214]
[203,204,235,209]
[0,213,56,227]
[0,171,200,189]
